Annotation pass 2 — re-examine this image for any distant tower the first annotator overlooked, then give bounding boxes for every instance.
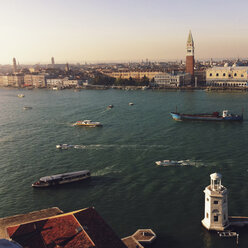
[202,173,229,231]
[186,30,194,78]
[13,58,17,73]
[51,57,55,68]
[65,63,69,72]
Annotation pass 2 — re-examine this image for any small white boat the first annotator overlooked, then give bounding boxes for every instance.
[18,94,25,98]
[129,102,134,106]
[73,120,102,127]
[155,160,190,166]
[32,170,91,187]
[56,144,73,149]
[108,105,114,109]
[23,106,32,110]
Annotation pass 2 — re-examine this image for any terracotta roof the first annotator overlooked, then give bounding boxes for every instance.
[7,207,127,248]
[74,207,127,248]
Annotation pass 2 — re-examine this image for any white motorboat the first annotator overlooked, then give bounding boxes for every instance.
[32,170,91,187]
[73,120,102,127]
[56,144,73,149]
[18,94,25,98]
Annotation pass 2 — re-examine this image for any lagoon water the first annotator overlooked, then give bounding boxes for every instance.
[0,88,248,247]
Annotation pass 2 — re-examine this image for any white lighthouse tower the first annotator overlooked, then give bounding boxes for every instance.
[202,173,229,231]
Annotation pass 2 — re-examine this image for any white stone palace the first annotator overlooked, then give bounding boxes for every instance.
[201,173,229,231]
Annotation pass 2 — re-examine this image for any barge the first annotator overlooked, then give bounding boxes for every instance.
[170,110,243,122]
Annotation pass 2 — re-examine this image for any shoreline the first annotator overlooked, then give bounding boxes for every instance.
[1,85,248,92]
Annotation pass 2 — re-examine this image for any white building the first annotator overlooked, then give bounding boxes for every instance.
[154,72,191,87]
[202,173,229,231]
[206,66,248,87]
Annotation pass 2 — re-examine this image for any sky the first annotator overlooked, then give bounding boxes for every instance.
[1,0,248,64]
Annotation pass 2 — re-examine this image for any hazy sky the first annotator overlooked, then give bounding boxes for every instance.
[1,0,248,64]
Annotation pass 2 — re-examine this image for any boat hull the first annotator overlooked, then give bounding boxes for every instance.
[170,112,243,122]
[32,176,90,187]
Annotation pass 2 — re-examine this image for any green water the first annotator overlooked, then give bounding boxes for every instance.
[0,88,248,248]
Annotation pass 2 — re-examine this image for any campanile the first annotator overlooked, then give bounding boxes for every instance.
[186,30,194,77]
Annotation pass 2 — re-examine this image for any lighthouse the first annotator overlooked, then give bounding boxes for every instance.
[201,173,229,231]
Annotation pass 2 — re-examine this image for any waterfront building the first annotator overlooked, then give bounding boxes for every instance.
[0,75,24,87]
[63,79,82,87]
[206,66,248,87]
[202,173,229,231]
[105,71,160,81]
[46,78,82,87]
[186,30,194,79]
[13,58,17,73]
[24,74,47,87]
[46,78,64,87]
[154,72,191,87]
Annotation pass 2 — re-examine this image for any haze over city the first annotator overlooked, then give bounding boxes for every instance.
[1,0,248,64]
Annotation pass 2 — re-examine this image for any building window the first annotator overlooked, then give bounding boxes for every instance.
[229,74,231,77]
[241,74,244,77]
[207,198,209,201]
[216,73,219,76]
[209,73,212,77]
[206,213,209,218]
[214,201,218,204]
[234,73,237,77]
[214,216,218,222]
[224,214,226,220]
[223,73,226,76]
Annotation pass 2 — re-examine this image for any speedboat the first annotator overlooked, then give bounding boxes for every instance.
[108,105,114,109]
[56,144,73,149]
[73,120,102,127]
[129,102,134,106]
[18,94,25,98]
[32,170,91,187]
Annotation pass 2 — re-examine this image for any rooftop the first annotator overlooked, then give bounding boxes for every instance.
[3,207,127,248]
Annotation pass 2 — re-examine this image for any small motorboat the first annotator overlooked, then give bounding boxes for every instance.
[18,94,25,98]
[73,120,102,127]
[56,144,73,149]
[129,102,134,106]
[23,106,32,110]
[108,105,114,109]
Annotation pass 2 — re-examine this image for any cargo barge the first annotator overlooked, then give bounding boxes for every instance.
[170,110,243,122]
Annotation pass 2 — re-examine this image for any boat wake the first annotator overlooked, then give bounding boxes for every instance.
[155,159,207,167]
[92,165,121,176]
[56,144,170,150]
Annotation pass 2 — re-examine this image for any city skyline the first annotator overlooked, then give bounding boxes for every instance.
[1,0,248,64]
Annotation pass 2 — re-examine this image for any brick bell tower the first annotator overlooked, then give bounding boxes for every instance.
[186,30,194,79]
